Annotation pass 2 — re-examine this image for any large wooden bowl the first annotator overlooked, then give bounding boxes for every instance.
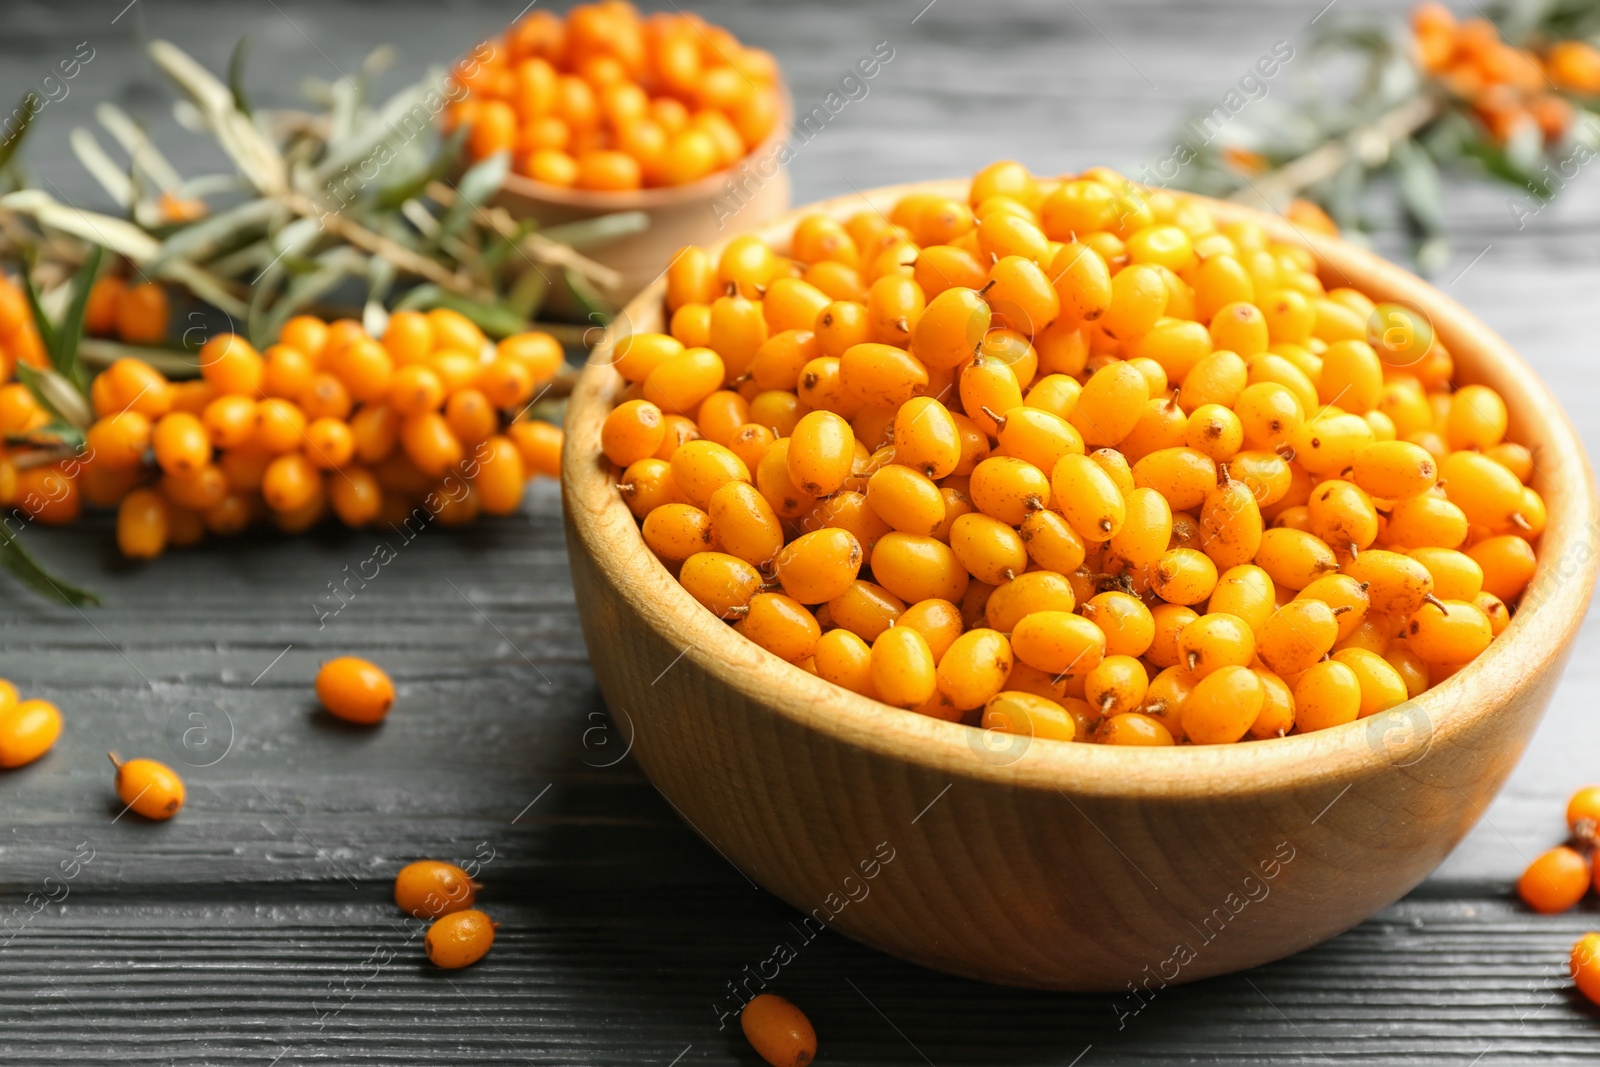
[562,180,1599,990]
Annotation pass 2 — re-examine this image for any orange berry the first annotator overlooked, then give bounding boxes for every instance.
[315,656,396,724]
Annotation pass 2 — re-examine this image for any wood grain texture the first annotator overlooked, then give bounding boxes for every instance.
[563,183,1599,989]
[3,0,1600,1060]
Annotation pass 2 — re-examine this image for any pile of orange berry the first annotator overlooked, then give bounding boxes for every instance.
[83,273,172,345]
[0,273,50,383]
[449,1,782,191]
[395,859,497,969]
[1413,2,1600,145]
[1516,787,1600,1007]
[0,308,566,556]
[599,160,1545,747]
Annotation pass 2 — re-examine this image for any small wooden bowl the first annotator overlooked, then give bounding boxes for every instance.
[493,103,792,300]
[562,181,1599,990]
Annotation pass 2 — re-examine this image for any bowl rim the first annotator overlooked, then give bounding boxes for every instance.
[563,177,1600,801]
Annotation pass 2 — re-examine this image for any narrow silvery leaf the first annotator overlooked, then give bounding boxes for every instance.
[69,129,134,208]
[0,190,162,261]
[96,103,185,191]
[152,197,278,269]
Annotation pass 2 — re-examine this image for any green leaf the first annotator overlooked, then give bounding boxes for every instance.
[538,211,650,249]
[435,152,509,244]
[561,266,611,328]
[19,265,60,369]
[228,37,252,117]
[1391,138,1446,235]
[394,284,528,338]
[0,92,37,173]
[56,246,104,390]
[0,527,100,607]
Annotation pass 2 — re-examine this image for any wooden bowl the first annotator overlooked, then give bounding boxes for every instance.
[493,100,792,300]
[562,180,1599,991]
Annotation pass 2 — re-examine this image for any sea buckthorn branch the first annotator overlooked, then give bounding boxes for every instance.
[1162,3,1600,272]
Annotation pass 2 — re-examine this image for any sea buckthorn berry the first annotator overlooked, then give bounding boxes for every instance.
[1318,339,1384,413]
[315,657,396,724]
[708,481,783,567]
[1184,403,1244,461]
[643,502,716,561]
[1446,384,1508,451]
[201,395,258,450]
[1210,564,1276,633]
[1178,613,1255,678]
[1085,654,1148,716]
[1098,712,1176,746]
[970,456,1052,526]
[890,397,961,479]
[679,552,763,618]
[152,412,211,476]
[825,581,905,644]
[1233,382,1304,452]
[1182,665,1263,745]
[87,411,153,469]
[870,625,937,709]
[894,598,964,662]
[1568,787,1600,835]
[1291,660,1362,733]
[301,373,353,422]
[1208,301,1269,356]
[1254,527,1338,590]
[1258,599,1339,675]
[110,754,185,819]
[1409,546,1484,602]
[785,410,854,496]
[1150,547,1218,605]
[1106,486,1172,571]
[841,342,929,409]
[866,464,946,536]
[1518,846,1589,914]
[199,333,264,397]
[1051,455,1125,542]
[425,909,496,969]
[1308,479,1378,557]
[395,860,479,919]
[1018,509,1087,574]
[601,400,666,467]
[1068,361,1148,448]
[0,698,63,768]
[1131,447,1216,511]
[1352,440,1437,500]
[736,593,821,664]
[1574,934,1600,1007]
[983,690,1080,742]
[985,571,1076,633]
[936,628,1013,710]
[1343,549,1436,616]
[1298,573,1371,640]
[1010,610,1105,677]
[815,628,877,696]
[912,287,989,370]
[741,993,818,1067]
[1439,449,1527,531]
[1198,468,1263,570]
[774,528,862,604]
[1404,600,1492,664]
[1292,413,1375,476]
[117,489,170,559]
[1250,670,1296,739]
[255,398,309,455]
[669,440,750,510]
[948,513,1027,586]
[1330,647,1408,718]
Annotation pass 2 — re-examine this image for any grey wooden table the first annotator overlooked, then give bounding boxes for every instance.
[4,1,1600,1063]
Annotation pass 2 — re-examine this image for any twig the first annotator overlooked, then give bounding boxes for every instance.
[279,191,497,304]
[424,180,624,291]
[1229,94,1441,209]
